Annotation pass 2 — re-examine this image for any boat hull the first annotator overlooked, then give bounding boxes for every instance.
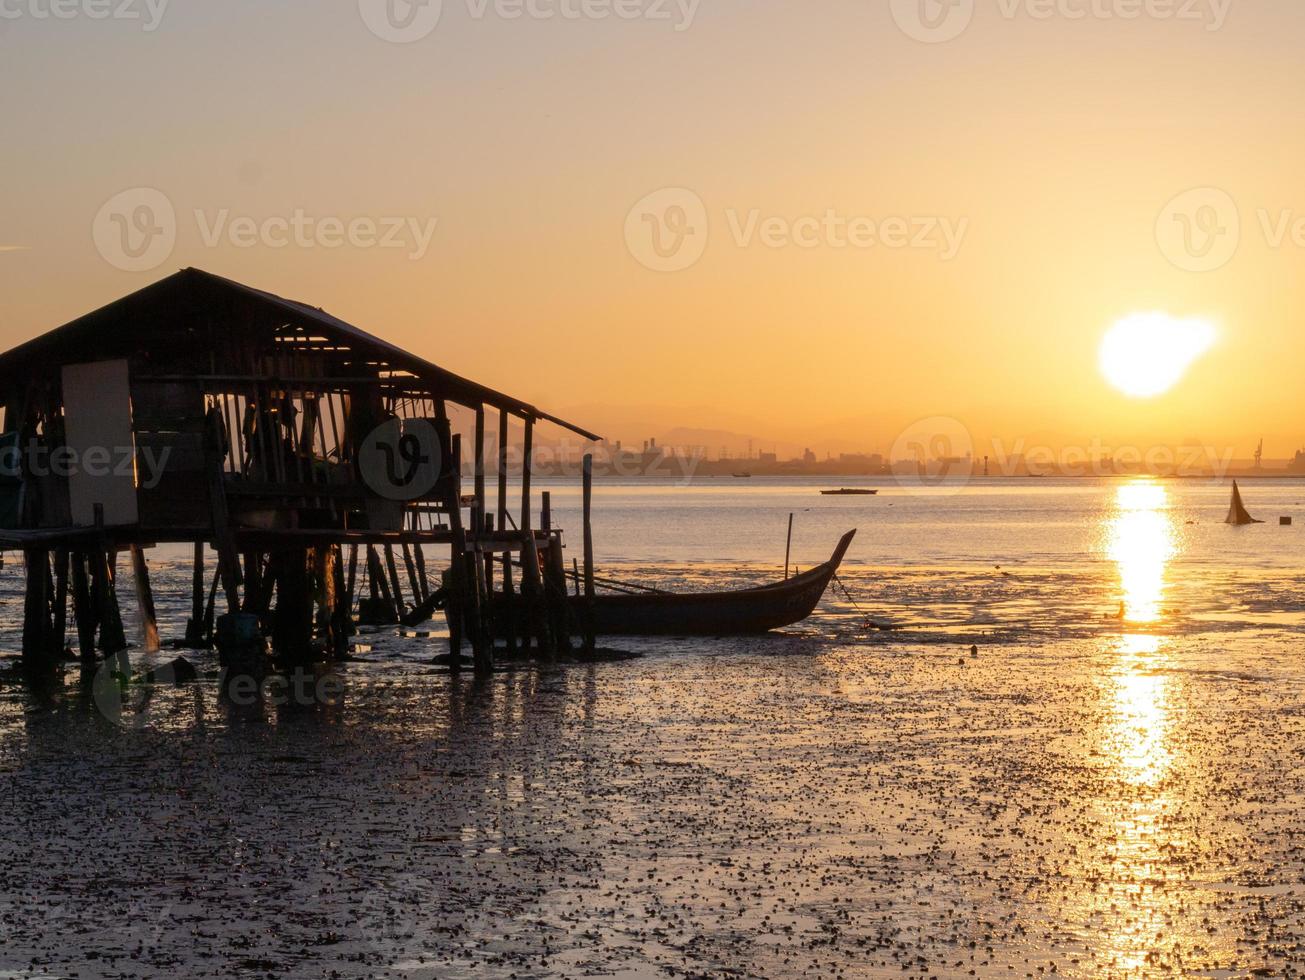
[494,530,856,637]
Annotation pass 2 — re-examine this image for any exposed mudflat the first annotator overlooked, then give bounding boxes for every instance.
[4,613,1305,978]
[4,474,1305,978]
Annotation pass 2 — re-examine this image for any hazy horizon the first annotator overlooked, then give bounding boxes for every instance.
[5,1,1305,457]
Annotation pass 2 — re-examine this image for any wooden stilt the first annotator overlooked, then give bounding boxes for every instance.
[413,543,430,603]
[21,548,55,676]
[401,542,423,604]
[203,562,220,646]
[329,544,352,658]
[383,545,406,619]
[205,405,242,614]
[365,545,396,624]
[520,417,534,533]
[519,530,550,658]
[271,547,312,667]
[458,433,491,675]
[473,407,490,656]
[52,548,69,662]
[582,454,597,656]
[482,515,496,611]
[541,494,572,655]
[473,407,486,540]
[518,418,545,655]
[241,551,263,613]
[444,434,468,671]
[184,542,207,647]
[501,552,518,657]
[497,409,510,542]
[70,551,96,663]
[90,548,127,655]
[130,544,161,654]
[346,544,359,610]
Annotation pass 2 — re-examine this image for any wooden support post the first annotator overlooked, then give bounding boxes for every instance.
[203,562,220,645]
[130,544,161,654]
[501,552,518,657]
[53,548,69,662]
[70,552,96,663]
[184,542,207,647]
[383,545,406,619]
[474,406,487,537]
[346,544,359,601]
[413,543,430,603]
[519,530,550,658]
[496,408,515,656]
[271,547,312,667]
[247,552,278,621]
[582,454,596,656]
[241,551,263,613]
[472,407,492,657]
[21,548,55,676]
[365,545,396,624]
[540,492,571,655]
[444,433,467,672]
[497,408,510,532]
[448,427,490,677]
[329,544,352,657]
[482,515,496,603]
[205,405,241,615]
[401,543,423,604]
[90,548,127,655]
[521,417,534,534]
[518,416,540,654]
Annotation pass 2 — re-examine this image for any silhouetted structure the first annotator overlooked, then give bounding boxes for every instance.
[0,269,598,680]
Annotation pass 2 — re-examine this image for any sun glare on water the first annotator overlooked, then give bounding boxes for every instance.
[1099,312,1217,398]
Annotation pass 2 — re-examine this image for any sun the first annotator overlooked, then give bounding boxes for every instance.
[1099,313,1217,398]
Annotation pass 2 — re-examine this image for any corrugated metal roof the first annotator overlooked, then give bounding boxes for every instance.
[0,268,600,441]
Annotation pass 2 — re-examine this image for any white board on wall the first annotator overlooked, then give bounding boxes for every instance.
[62,359,138,527]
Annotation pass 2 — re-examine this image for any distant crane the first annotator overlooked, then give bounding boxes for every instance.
[1254,439,1264,471]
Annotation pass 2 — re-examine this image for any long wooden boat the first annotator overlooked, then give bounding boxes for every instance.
[821,488,878,496]
[579,529,857,636]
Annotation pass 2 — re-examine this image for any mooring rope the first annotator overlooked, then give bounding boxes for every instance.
[832,571,892,632]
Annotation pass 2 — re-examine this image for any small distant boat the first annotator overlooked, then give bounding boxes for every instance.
[733,472,752,479]
[821,488,879,496]
[1226,480,1263,526]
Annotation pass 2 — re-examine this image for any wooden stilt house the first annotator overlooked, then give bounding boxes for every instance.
[0,268,598,678]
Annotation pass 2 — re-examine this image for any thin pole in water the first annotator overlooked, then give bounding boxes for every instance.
[784,513,794,580]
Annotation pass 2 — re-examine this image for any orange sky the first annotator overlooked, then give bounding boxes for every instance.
[3,2,1303,459]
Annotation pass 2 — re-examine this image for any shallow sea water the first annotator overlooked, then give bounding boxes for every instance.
[1,477,1304,978]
